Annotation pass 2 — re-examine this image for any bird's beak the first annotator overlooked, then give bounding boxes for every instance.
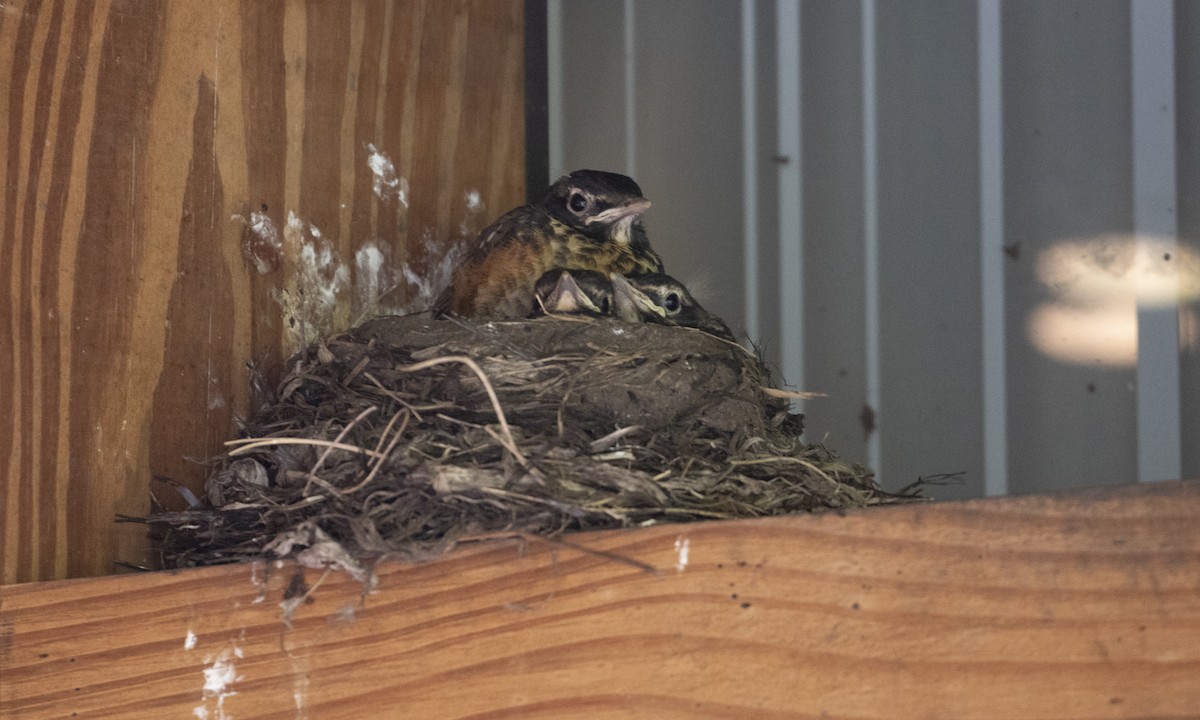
[610,273,665,321]
[543,271,602,314]
[587,198,652,226]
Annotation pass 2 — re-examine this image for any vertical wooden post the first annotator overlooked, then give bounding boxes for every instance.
[0,0,526,583]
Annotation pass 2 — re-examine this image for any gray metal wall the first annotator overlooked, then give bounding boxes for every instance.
[549,0,1198,499]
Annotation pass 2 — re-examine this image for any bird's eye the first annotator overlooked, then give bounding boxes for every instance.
[568,191,588,213]
[663,292,681,313]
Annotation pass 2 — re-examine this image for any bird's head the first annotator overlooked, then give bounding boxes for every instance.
[542,170,651,244]
[610,273,736,342]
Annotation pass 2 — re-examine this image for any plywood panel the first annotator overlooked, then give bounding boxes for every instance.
[0,0,526,583]
[2,481,1199,719]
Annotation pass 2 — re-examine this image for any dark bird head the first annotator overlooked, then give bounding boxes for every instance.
[541,170,652,245]
[530,269,613,316]
[610,273,736,342]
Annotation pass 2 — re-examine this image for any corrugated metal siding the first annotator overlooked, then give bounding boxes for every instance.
[875,1,985,499]
[1002,1,1138,495]
[1176,1,1200,481]
[549,0,1195,498]
[800,0,867,468]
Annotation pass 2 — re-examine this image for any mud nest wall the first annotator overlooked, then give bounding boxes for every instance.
[147,315,902,573]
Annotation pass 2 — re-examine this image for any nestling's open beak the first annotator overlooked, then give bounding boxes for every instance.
[610,273,665,322]
[543,271,604,314]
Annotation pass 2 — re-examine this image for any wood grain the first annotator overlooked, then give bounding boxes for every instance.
[0,0,526,583]
[2,481,1199,719]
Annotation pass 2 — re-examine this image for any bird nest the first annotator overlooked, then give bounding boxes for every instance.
[146,314,913,578]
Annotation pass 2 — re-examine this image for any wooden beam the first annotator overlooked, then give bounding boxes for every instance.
[0,0,526,583]
[3,481,1199,719]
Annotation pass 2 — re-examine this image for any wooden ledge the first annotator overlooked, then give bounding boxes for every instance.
[3,481,1200,719]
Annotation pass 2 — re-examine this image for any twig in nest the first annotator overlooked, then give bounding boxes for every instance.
[482,425,538,477]
[361,371,457,417]
[760,387,827,401]
[671,323,755,356]
[896,471,965,496]
[730,455,844,492]
[342,354,371,386]
[369,408,408,457]
[590,425,643,453]
[305,405,377,495]
[338,411,411,496]
[226,437,387,460]
[394,355,529,469]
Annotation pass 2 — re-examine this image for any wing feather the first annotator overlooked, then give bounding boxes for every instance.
[431,204,544,316]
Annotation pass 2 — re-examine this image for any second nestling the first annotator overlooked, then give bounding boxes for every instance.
[531,269,735,343]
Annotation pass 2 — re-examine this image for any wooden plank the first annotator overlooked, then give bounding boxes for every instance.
[2,481,1199,719]
[0,0,526,583]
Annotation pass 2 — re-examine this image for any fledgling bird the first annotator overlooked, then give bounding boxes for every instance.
[530,269,613,316]
[610,273,736,343]
[433,170,665,319]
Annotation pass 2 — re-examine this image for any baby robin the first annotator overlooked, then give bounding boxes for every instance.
[433,170,664,319]
[611,273,736,343]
